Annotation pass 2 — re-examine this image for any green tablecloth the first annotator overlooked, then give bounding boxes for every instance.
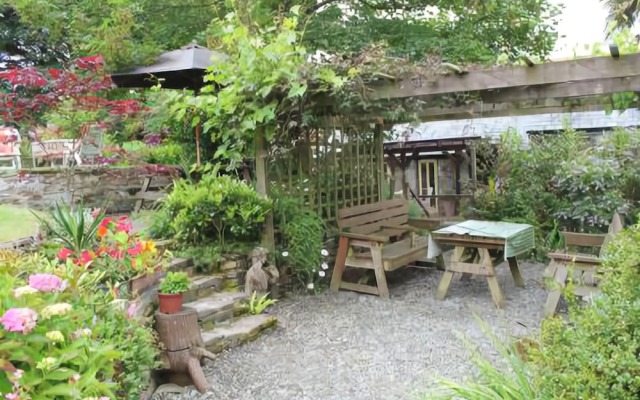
[427,220,535,261]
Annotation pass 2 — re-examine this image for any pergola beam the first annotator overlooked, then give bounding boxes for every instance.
[480,75,640,103]
[371,53,640,100]
[416,98,639,122]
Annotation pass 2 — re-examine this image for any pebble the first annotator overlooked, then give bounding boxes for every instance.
[159,262,548,400]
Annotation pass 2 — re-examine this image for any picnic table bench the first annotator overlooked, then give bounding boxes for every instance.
[330,199,429,298]
[427,220,534,308]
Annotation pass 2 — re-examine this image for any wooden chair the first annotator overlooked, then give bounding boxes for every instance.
[330,198,429,298]
[0,127,21,170]
[543,215,624,316]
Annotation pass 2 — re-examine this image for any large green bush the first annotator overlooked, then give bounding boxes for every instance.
[162,173,272,248]
[531,221,640,399]
[471,128,640,253]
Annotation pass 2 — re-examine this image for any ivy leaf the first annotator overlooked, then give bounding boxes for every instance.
[287,82,307,99]
[257,84,274,98]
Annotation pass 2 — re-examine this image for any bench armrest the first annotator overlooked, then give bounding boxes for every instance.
[340,231,390,243]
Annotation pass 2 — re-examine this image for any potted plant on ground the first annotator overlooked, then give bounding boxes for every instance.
[158,271,190,314]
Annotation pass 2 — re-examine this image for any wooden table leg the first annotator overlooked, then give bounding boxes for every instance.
[481,248,505,308]
[330,236,350,293]
[544,264,568,316]
[436,246,464,300]
[460,248,478,282]
[371,244,389,298]
[507,256,525,288]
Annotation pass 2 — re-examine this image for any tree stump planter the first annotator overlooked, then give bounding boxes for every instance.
[154,307,217,393]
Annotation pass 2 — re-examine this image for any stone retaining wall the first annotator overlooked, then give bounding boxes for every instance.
[0,165,179,212]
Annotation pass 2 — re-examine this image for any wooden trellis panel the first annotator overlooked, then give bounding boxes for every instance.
[270,121,384,226]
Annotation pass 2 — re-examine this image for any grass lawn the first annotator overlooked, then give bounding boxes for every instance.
[0,205,40,242]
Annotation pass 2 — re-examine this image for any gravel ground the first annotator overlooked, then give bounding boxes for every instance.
[160,261,548,400]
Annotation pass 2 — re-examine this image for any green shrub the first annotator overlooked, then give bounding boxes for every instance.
[470,127,640,255]
[272,193,326,289]
[531,221,640,399]
[162,173,272,247]
[142,143,187,165]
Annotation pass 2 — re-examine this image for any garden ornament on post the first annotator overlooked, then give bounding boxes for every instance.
[110,41,228,165]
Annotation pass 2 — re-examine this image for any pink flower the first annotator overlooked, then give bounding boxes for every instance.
[127,242,142,257]
[1,308,38,334]
[28,274,64,292]
[5,392,19,400]
[56,247,74,261]
[116,216,132,233]
[127,302,138,319]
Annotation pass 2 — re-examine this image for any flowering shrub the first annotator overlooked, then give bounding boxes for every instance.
[0,266,159,399]
[0,272,119,398]
[54,215,169,284]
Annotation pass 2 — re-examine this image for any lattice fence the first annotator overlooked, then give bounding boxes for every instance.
[270,120,384,225]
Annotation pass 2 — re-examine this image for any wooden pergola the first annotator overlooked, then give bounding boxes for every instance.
[368,52,640,219]
[370,52,640,121]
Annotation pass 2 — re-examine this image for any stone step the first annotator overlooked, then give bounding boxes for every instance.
[183,292,247,325]
[182,274,225,303]
[201,314,277,353]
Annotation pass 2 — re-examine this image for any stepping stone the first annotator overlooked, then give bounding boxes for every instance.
[183,292,247,323]
[190,275,223,290]
[201,314,277,353]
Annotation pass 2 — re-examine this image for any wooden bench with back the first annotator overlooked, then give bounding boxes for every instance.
[543,232,608,316]
[330,198,429,298]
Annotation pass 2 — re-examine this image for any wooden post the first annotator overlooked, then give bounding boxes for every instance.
[470,143,477,189]
[155,308,217,393]
[400,151,408,199]
[195,123,202,166]
[255,127,276,257]
[375,123,385,201]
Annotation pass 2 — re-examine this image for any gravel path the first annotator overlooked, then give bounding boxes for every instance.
[163,261,548,400]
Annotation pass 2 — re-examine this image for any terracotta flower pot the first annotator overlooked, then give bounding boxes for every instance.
[158,293,183,314]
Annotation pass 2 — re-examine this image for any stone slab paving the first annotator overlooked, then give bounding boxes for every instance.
[161,262,547,400]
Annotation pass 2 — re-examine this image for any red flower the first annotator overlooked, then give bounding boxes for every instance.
[56,247,74,261]
[108,249,125,260]
[78,250,95,266]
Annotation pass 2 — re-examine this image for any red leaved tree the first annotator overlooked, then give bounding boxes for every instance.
[0,55,146,138]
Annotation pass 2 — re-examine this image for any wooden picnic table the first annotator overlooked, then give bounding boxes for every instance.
[428,220,535,308]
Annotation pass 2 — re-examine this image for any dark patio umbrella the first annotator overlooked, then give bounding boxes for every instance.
[110,41,228,164]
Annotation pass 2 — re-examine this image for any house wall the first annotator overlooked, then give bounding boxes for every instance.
[390,156,471,196]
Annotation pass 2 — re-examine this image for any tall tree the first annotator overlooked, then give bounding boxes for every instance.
[603,0,640,32]
[9,0,561,69]
[0,4,69,67]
